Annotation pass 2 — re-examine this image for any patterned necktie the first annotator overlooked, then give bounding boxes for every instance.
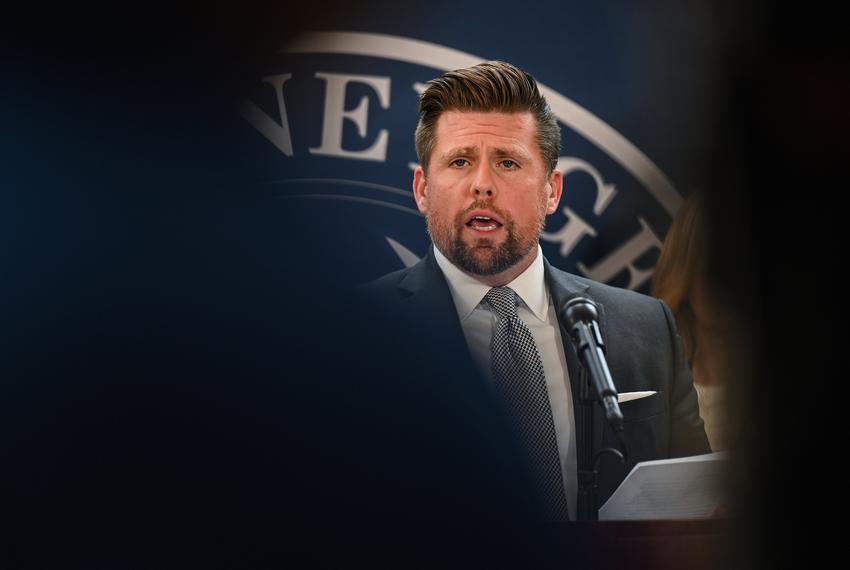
[485,286,570,522]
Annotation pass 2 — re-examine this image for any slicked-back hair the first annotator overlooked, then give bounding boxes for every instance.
[414,61,561,173]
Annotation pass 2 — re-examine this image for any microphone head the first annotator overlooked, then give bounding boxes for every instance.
[562,297,599,328]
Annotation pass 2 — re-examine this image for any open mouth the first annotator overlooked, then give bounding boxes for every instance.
[466,214,504,232]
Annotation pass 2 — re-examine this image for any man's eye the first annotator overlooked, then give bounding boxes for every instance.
[451,158,469,167]
[500,159,518,169]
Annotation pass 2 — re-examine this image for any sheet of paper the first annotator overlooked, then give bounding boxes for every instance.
[598,452,726,521]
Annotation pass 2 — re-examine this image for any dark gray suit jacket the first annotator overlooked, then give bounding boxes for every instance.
[361,245,709,517]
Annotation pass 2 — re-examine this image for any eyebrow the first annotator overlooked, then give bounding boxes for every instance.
[439,146,534,162]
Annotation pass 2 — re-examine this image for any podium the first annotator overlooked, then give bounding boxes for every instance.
[572,519,732,570]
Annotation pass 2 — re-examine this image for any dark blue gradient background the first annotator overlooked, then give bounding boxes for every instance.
[2,1,847,567]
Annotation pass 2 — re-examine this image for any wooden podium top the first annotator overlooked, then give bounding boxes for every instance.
[571,518,733,570]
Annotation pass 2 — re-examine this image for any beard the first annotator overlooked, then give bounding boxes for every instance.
[426,200,546,276]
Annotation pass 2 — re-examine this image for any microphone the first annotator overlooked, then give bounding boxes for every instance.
[561,297,624,433]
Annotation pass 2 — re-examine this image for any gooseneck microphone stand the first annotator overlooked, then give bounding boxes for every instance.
[561,297,627,521]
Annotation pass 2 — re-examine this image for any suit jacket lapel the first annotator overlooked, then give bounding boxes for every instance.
[396,247,492,398]
[396,246,468,350]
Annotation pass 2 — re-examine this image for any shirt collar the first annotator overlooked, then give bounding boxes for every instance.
[433,243,549,323]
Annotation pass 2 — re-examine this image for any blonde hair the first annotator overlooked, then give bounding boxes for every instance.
[652,191,708,362]
[414,61,561,173]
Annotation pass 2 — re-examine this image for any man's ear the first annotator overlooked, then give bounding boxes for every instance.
[413,165,428,214]
[546,168,563,214]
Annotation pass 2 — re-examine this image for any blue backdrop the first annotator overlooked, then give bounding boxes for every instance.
[236,0,719,293]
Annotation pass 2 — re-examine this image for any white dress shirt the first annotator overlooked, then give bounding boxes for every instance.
[433,244,577,520]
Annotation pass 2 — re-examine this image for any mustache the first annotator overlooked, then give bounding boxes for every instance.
[453,201,512,226]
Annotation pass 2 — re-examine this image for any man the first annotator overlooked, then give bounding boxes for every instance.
[363,61,709,523]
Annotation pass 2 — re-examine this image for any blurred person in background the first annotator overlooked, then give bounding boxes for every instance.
[652,191,742,451]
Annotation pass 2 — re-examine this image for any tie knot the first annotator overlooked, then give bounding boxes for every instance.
[485,287,519,318]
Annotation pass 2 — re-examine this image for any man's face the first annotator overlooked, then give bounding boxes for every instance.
[413,111,562,277]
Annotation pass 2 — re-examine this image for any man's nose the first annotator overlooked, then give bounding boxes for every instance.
[471,162,497,198]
